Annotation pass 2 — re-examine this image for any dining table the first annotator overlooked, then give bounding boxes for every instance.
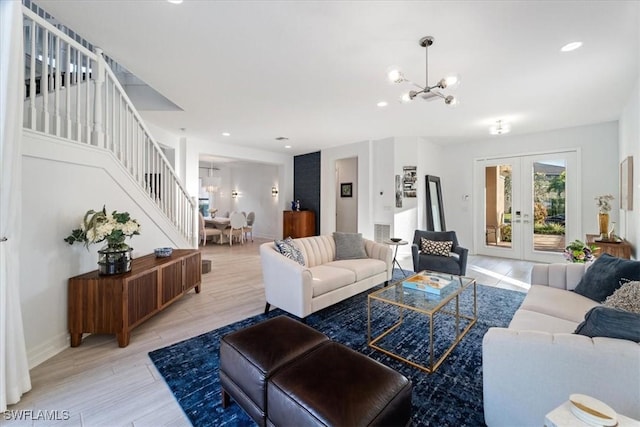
[205,217,230,244]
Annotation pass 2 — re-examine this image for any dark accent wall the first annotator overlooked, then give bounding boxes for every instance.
[294,151,321,235]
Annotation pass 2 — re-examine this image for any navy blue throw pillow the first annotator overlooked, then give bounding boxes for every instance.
[573,254,640,302]
[575,306,640,342]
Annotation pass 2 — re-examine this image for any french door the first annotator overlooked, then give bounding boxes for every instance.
[474,150,579,263]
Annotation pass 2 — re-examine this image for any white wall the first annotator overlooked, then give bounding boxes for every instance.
[393,137,419,248]
[228,162,281,240]
[320,140,373,239]
[440,121,620,253]
[20,131,190,367]
[618,76,640,258]
[335,157,358,233]
[371,137,395,231]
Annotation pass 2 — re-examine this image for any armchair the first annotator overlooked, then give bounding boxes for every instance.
[411,230,468,276]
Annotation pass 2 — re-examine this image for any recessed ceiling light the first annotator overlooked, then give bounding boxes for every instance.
[377,101,388,107]
[561,41,582,52]
[284,145,292,149]
[221,132,230,136]
[167,0,183,4]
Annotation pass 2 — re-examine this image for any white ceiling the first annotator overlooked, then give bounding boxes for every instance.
[38,0,639,155]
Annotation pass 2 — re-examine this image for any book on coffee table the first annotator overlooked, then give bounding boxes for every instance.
[402,273,454,295]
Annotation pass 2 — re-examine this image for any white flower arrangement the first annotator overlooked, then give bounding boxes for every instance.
[65,206,141,251]
[595,194,614,213]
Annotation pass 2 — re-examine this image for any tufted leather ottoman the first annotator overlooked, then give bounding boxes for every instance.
[219,315,329,426]
[267,341,413,426]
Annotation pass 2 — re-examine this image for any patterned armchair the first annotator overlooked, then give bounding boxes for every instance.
[411,230,468,276]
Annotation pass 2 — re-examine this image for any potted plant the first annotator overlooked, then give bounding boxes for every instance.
[65,206,141,275]
[563,239,597,263]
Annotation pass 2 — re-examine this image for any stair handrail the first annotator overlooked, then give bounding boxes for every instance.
[22,5,197,246]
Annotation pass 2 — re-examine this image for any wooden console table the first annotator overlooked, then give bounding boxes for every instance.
[283,210,315,238]
[68,249,202,347]
[586,234,632,260]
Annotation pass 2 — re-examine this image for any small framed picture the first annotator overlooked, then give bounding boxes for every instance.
[340,182,353,197]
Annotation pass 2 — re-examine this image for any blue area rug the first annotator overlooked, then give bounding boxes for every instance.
[149,270,525,426]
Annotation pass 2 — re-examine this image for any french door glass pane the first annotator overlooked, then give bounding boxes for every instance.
[532,160,566,253]
[485,164,512,248]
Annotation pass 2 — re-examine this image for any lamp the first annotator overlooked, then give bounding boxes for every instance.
[231,190,238,198]
[271,187,278,197]
[489,120,511,135]
[388,36,459,106]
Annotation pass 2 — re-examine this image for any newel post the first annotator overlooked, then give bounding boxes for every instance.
[192,196,199,248]
[92,47,106,147]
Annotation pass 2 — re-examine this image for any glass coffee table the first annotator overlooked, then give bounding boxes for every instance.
[367,270,477,373]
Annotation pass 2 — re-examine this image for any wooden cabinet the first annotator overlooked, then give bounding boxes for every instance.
[68,249,201,347]
[586,234,632,260]
[283,210,315,238]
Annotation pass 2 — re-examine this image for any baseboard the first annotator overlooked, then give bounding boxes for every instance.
[27,332,69,369]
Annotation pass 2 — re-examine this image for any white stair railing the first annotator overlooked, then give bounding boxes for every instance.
[22,6,197,246]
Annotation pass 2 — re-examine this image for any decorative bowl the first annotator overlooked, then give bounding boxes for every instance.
[154,247,173,258]
[390,237,402,242]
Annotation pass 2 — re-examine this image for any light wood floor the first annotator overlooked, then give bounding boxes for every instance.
[4,239,536,426]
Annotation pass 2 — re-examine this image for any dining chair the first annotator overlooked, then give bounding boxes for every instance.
[199,212,222,246]
[228,212,245,246]
[244,212,255,242]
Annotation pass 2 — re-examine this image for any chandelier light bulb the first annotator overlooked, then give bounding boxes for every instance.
[444,74,460,88]
[444,95,458,106]
[400,92,413,103]
[388,69,404,84]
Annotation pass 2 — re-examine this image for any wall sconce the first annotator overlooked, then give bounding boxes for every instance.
[272,187,278,197]
[231,190,238,198]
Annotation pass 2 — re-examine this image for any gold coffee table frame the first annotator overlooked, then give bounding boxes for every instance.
[367,270,477,373]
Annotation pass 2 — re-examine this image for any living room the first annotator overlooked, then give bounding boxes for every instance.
[1,0,639,425]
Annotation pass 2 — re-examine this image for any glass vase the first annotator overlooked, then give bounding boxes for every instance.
[598,212,609,240]
[98,245,133,275]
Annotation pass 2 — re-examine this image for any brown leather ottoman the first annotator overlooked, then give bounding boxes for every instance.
[267,341,413,426]
[219,315,329,426]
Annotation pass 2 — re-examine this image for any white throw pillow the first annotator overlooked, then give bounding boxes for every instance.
[603,281,640,314]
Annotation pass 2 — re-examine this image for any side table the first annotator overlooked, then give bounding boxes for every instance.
[545,401,638,427]
[586,234,632,259]
[383,240,408,277]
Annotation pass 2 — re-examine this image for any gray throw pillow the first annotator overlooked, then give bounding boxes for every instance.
[333,232,367,260]
[573,254,640,302]
[574,306,640,342]
[274,237,305,266]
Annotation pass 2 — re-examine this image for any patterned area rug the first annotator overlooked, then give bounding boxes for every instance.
[148,270,525,426]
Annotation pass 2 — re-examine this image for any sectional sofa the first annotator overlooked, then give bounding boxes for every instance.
[483,259,640,426]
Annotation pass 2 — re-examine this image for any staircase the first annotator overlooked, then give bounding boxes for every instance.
[21,4,197,246]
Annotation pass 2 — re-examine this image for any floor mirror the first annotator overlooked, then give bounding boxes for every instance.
[425,175,446,231]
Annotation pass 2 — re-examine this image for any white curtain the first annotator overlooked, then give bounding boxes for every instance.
[0,0,32,411]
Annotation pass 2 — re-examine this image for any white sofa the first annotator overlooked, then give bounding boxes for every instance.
[260,235,392,318]
[483,263,640,426]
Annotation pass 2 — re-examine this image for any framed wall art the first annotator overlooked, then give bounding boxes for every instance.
[402,166,417,197]
[340,182,353,197]
[620,156,633,211]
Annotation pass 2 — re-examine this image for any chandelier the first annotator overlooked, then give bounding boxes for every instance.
[201,163,221,193]
[388,36,459,106]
